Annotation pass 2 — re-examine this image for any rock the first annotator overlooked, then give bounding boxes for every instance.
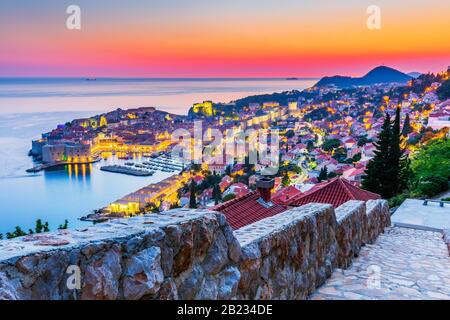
[0,273,19,300]
[222,225,235,244]
[31,251,70,299]
[238,243,262,291]
[228,238,241,263]
[158,278,178,300]
[16,255,39,274]
[195,276,218,300]
[202,231,228,275]
[81,246,122,300]
[194,219,215,256]
[124,236,143,253]
[177,264,204,300]
[164,225,182,245]
[218,266,240,299]
[122,247,164,300]
[216,213,228,227]
[172,226,194,276]
[160,247,174,276]
[143,229,165,247]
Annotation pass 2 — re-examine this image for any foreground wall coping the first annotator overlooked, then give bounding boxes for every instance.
[0,208,218,263]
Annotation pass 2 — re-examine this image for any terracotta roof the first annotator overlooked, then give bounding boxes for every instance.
[213,191,287,230]
[272,186,303,206]
[288,177,380,208]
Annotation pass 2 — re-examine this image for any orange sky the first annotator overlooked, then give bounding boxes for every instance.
[1,0,449,77]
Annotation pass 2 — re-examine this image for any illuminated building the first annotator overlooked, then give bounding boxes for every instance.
[288,101,298,111]
[192,101,214,116]
[42,142,91,163]
[107,172,190,215]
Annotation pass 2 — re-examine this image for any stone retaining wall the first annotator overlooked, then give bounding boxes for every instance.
[443,229,450,256]
[0,200,390,300]
[335,201,367,269]
[233,203,337,299]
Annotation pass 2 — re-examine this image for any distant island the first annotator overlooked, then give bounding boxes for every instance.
[315,66,412,89]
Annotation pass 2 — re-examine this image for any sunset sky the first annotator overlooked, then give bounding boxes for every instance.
[1,0,449,77]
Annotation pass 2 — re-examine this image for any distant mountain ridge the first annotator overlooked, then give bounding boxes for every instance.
[408,72,422,79]
[315,66,412,88]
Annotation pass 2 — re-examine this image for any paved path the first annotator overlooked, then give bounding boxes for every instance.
[309,227,450,300]
[433,189,450,200]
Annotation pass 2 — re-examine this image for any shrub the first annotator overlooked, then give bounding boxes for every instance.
[413,176,449,198]
[388,193,409,208]
[222,193,236,202]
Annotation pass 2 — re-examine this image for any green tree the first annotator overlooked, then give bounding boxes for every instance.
[35,219,44,234]
[318,166,328,182]
[413,176,449,197]
[322,139,341,152]
[191,163,202,173]
[357,136,369,147]
[362,113,393,198]
[212,183,222,205]
[437,78,450,100]
[281,171,290,187]
[58,220,69,230]
[189,180,197,209]
[388,106,403,195]
[402,113,412,137]
[285,129,295,139]
[411,139,450,179]
[399,156,413,192]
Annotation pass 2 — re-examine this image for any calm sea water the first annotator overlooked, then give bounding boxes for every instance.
[0,78,316,234]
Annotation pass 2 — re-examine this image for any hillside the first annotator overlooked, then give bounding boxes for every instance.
[315,66,412,88]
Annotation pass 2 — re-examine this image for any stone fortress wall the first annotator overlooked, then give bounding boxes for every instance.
[0,200,390,300]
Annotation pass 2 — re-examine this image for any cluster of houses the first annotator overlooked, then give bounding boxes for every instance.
[33,68,450,226]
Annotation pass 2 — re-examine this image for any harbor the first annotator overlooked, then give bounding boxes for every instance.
[99,154,185,177]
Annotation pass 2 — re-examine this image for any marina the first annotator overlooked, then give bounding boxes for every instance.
[104,155,186,176]
[100,165,155,176]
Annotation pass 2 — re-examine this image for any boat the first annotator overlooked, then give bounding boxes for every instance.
[286,77,298,80]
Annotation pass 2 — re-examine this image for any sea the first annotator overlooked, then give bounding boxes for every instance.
[0,77,316,234]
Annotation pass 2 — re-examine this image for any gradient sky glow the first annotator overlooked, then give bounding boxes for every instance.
[1,0,449,77]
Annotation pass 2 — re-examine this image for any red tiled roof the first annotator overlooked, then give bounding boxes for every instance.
[213,191,287,230]
[272,186,303,206]
[288,177,380,208]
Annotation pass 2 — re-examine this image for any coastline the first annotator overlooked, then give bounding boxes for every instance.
[0,78,314,233]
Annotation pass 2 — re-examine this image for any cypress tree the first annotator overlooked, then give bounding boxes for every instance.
[362,113,392,197]
[389,106,403,195]
[318,166,328,182]
[189,180,197,209]
[35,219,43,234]
[402,113,412,137]
[212,183,222,205]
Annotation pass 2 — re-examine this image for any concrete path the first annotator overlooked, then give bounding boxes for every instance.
[309,227,450,300]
